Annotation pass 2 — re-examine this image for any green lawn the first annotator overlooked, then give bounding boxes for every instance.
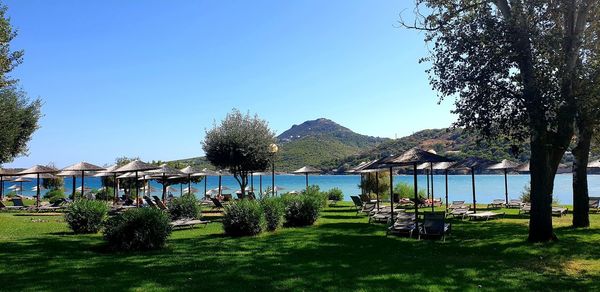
[0,204,599,291]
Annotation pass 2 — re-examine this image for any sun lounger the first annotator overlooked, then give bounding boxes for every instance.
[467,211,505,221]
[386,212,417,237]
[589,198,600,213]
[487,199,505,209]
[448,200,466,210]
[507,199,524,209]
[369,206,402,223]
[211,198,226,210]
[152,196,168,210]
[0,200,24,210]
[552,207,568,217]
[448,207,473,219]
[351,195,376,215]
[519,203,531,215]
[37,199,67,211]
[170,218,210,229]
[144,196,158,208]
[419,212,451,241]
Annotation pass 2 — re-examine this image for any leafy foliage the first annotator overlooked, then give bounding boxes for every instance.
[64,199,109,234]
[282,189,325,227]
[260,197,284,231]
[222,199,264,236]
[168,195,201,220]
[103,208,172,251]
[358,171,390,196]
[203,109,276,195]
[43,189,66,204]
[326,188,344,201]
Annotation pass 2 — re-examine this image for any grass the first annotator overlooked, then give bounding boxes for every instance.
[0,203,599,291]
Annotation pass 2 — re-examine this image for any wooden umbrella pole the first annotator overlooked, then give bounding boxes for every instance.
[81,170,85,200]
[430,163,435,213]
[504,168,509,204]
[445,170,449,212]
[36,173,40,208]
[471,167,476,213]
[72,175,76,200]
[413,163,419,234]
[389,167,394,223]
[376,172,379,211]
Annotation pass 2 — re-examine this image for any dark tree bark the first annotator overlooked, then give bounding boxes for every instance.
[572,117,592,228]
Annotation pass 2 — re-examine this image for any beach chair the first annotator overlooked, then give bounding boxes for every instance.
[387,212,417,237]
[170,218,210,229]
[519,203,531,215]
[144,196,158,208]
[487,199,505,209]
[467,211,505,221]
[152,196,168,210]
[368,206,397,223]
[236,193,245,200]
[0,200,24,210]
[419,213,451,241]
[10,198,30,209]
[448,207,472,220]
[211,198,226,210]
[37,199,67,211]
[552,207,568,217]
[448,200,466,210]
[507,199,524,209]
[351,196,363,213]
[589,198,600,213]
[223,194,232,202]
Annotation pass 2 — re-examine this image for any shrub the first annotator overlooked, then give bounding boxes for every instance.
[222,199,264,236]
[260,197,284,231]
[283,194,324,227]
[303,185,328,207]
[168,194,201,220]
[64,199,109,234]
[520,184,531,203]
[326,188,344,201]
[103,208,172,251]
[95,187,114,201]
[44,189,66,204]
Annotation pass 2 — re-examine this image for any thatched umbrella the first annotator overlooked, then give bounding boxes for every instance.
[293,166,321,190]
[214,170,232,197]
[57,170,95,199]
[93,165,120,203]
[62,162,105,202]
[359,167,385,211]
[487,159,520,204]
[452,157,496,213]
[251,171,270,196]
[148,164,184,202]
[17,165,58,207]
[0,168,16,201]
[12,177,30,196]
[432,162,456,211]
[180,165,203,197]
[588,160,600,168]
[368,148,453,229]
[114,160,159,207]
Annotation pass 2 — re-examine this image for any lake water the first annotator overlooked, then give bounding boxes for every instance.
[5,173,600,205]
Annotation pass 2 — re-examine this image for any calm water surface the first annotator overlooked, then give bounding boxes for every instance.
[6,173,600,205]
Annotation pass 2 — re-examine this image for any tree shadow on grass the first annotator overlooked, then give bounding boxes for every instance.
[0,212,599,291]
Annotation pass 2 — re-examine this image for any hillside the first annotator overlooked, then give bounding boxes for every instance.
[275,118,389,171]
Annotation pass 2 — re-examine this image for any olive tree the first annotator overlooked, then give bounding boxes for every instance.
[408,0,598,241]
[203,109,276,196]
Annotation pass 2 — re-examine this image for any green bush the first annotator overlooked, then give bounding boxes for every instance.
[168,194,201,220]
[261,197,284,231]
[103,208,172,251]
[44,189,66,204]
[283,193,324,227]
[394,183,427,199]
[64,199,109,234]
[222,199,264,236]
[520,184,531,203]
[326,188,344,201]
[95,187,114,201]
[303,185,328,207]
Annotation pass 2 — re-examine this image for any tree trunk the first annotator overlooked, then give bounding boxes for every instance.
[528,134,560,242]
[572,118,592,228]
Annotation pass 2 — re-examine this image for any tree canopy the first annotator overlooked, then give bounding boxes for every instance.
[203,109,276,195]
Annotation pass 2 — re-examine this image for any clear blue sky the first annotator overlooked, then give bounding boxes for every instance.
[4,0,455,168]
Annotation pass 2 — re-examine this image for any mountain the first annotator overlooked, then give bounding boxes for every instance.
[275,118,390,171]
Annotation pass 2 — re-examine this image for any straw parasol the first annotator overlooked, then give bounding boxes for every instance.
[367,148,453,226]
[180,165,203,198]
[57,170,94,199]
[487,159,520,204]
[183,186,199,194]
[17,165,58,207]
[516,162,568,172]
[12,177,30,196]
[93,165,120,202]
[588,160,600,168]
[148,164,184,202]
[62,162,104,201]
[452,157,496,213]
[114,160,159,207]
[293,166,321,190]
[0,168,17,200]
[433,162,456,211]
[215,170,231,197]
